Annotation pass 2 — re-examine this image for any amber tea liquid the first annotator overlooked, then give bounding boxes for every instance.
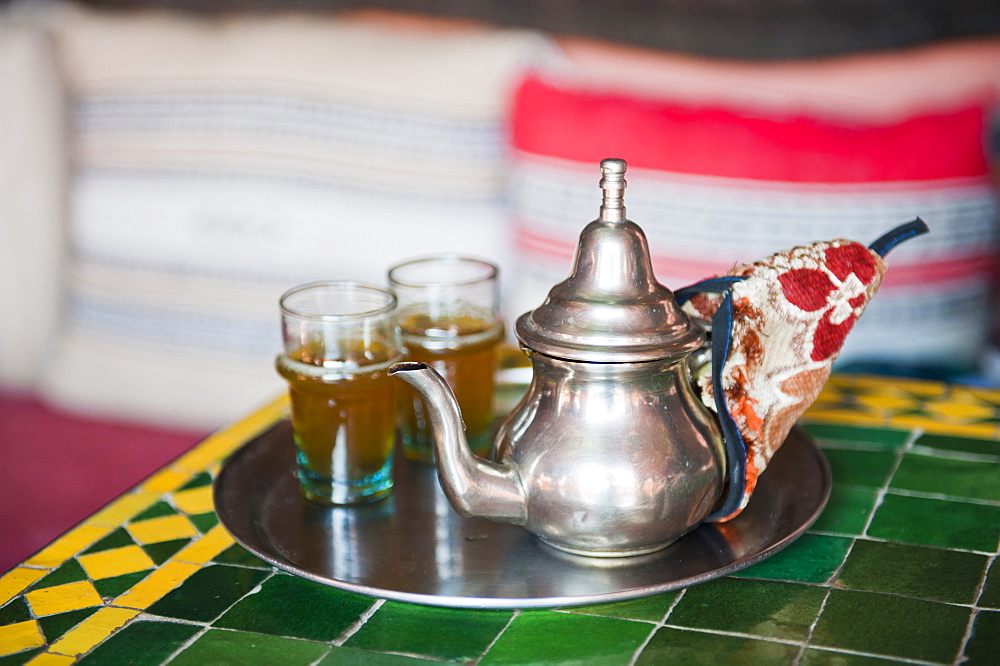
[397,308,503,462]
[277,342,398,505]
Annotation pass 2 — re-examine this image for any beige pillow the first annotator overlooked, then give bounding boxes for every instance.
[41,5,546,428]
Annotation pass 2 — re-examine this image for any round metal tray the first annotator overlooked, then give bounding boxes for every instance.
[214,422,830,609]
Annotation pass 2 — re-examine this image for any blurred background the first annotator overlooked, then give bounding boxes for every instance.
[1,0,998,571]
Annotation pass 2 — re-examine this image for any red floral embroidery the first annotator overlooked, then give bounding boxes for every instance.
[812,308,857,361]
[826,243,877,283]
[776,244,878,362]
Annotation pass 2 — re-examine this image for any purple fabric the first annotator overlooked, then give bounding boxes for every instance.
[0,390,206,573]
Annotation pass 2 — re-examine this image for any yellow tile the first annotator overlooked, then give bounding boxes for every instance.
[835,373,941,398]
[113,561,200,610]
[25,581,103,617]
[48,606,139,657]
[77,545,155,580]
[886,414,950,430]
[949,385,994,400]
[88,494,159,529]
[24,525,111,569]
[894,378,948,398]
[967,388,1000,406]
[888,414,996,436]
[820,376,848,389]
[801,410,887,427]
[171,485,214,515]
[174,524,234,565]
[916,421,999,439]
[855,393,917,413]
[949,387,1000,412]
[850,382,903,398]
[127,514,199,545]
[139,469,192,495]
[822,375,864,393]
[926,400,996,421]
[176,394,287,472]
[0,567,49,607]
[807,393,842,407]
[26,654,76,666]
[0,620,45,656]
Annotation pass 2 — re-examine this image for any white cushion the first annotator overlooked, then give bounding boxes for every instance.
[41,5,546,428]
[0,7,66,391]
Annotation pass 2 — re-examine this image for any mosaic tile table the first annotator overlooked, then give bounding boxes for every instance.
[2,374,998,665]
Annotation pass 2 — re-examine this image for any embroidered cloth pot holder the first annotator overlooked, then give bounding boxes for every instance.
[675,218,928,522]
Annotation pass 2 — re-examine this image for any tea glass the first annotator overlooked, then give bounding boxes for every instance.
[388,255,504,463]
[276,281,403,505]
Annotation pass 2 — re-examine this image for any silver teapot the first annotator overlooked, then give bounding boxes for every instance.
[390,159,725,557]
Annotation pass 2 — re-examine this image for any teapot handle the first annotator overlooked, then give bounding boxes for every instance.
[675,278,748,521]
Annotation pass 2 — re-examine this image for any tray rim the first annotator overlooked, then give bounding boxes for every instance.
[213,422,831,609]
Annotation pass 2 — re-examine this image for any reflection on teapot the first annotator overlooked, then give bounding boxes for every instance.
[391,159,725,557]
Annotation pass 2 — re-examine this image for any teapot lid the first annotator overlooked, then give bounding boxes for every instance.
[515,159,703,363]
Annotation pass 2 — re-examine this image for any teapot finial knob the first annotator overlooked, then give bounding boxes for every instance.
[599,158,627,223]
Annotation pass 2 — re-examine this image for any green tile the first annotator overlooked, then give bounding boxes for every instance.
[867,494,1000,552]
[170,628,329,665]
[0,648,44,665]
[811,588,969,662]
[635,626,799,664]
[980,558,1000,610]
[30,560,88,591]
[562,591,679,622]
[890,453,1000,502]
[142,539,189,565]
[132,501,177,522]
[215,574,375,641]
[180,471,213,490]
[78,620,202,666]
[189,512,219,533]
[344,601,512,662]
[146,564,270,623]
[964,610,1000,666]
[803,424,909,449]
[734,534,852,584]
[38,607,100,643]
[821,449,897,488]
[668,577,825,641]
[836,539,987,604]
[317,647,436,664]
[82,527,137,555]
[481,611,650,666]
[799,648,904,665]
[0,598,30,625]
[95,571,151,599]
[211,544,270,568]
[810,487,878,535]
[916,432,999,457]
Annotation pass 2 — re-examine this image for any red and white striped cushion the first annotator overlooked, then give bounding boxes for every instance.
[506,43,999,373]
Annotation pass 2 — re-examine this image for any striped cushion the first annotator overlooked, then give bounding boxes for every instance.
[507,40,1000,374]
[40,6,544,427]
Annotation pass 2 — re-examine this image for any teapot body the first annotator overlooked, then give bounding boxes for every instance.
[389,158,730,557]
[493,349,725,556]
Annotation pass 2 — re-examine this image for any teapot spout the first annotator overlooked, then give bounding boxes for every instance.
[389,362,527,525]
